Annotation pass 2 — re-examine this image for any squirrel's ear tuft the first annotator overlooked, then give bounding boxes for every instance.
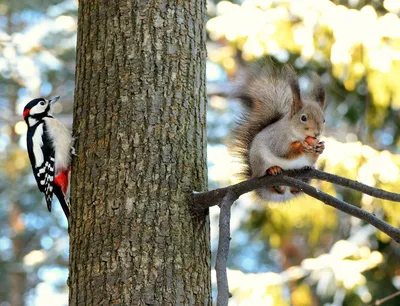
[286,66,302,118]
[311,72,326,109]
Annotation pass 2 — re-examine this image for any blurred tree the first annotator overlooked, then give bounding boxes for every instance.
[68,0,210,305]
[0,1,77,305]
[7,90,26,306]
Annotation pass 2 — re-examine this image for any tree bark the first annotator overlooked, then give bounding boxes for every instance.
[69,1,210,305]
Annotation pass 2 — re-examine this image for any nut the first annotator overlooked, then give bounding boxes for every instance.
[305,136,318,146]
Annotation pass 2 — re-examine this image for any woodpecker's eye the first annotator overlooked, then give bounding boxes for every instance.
[301,114,307,122]
[40,101,45,106]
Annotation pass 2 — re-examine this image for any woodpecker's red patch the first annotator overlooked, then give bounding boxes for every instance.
[23,109,30,118]
[54,168,70,195]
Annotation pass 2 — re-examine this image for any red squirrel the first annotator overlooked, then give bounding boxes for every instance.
[230,63,326,202]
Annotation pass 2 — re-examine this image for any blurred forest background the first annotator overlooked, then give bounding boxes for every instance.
[1,0,400,305]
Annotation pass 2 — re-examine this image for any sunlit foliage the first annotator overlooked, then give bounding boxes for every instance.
[207,0,400,147]
[207,1,400,305]
[1,0,400,305]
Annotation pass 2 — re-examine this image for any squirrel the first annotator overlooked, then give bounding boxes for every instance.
[230,62,326,203]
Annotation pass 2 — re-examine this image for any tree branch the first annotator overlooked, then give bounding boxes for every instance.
[215,191,237,306]
[369,291,400,306]
[192,168,400,304]
[278,176,400,242]
[192,168,400,211]
[302,169,400,202]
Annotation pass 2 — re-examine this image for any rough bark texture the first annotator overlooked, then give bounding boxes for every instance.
[69,1,210,305]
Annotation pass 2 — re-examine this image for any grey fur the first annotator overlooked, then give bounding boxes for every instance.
[230,63,326,203]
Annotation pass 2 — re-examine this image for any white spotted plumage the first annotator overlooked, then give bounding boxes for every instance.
[23,96,72,218]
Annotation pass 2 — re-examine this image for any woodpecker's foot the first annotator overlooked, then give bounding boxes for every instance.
[71,147,77,156]
[267,166,282,176]
[71,136,78,156]
[272,186,286,194]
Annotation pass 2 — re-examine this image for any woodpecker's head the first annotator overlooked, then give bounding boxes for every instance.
[23,96,60,122]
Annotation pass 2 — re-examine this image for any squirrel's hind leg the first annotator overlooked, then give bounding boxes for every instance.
[290,187,301,194]
[266,166,286,195]
[272,186,286,194]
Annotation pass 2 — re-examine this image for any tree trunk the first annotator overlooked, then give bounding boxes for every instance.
[69,1,210,305]
[7,10,26,306]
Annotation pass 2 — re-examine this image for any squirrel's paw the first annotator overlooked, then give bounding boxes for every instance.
[315,141,325,154]
[301,141,315,154]
[267,166,282,176]
[272,186,286,194]
[290,187,302,194]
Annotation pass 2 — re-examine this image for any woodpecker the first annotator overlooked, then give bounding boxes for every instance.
[23,96,72,218]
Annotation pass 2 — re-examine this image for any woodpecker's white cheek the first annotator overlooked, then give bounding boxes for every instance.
[30,103,48,116]
[33,124,44,167]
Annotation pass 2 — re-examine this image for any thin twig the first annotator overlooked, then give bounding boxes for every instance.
[192,168,400,304]
[279,176,400,242]
[215,191,237,306]
[304,169,400,202]
[368,291,400,306]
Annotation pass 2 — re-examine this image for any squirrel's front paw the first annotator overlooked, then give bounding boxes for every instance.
[267,166,282,176]
[315,141,325,154]
[300,141,314,154]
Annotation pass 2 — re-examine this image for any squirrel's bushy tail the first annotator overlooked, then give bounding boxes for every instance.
[230,62,299,180]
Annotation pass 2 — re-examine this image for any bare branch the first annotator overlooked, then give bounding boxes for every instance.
[192,175,279,211]
[369,291,400,306]
[279,176,400,243]
[215,191,237,306]
[303,169,400,202]
[192,168,400,211]
[193,168,400,304]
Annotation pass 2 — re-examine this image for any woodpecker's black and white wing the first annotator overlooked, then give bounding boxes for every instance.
[27,122,55,212]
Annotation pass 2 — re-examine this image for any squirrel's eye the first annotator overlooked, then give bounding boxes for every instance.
[301,114,307,122]
[40,101,45,106]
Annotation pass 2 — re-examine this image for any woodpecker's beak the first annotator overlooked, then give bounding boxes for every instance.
[49,96,60,105]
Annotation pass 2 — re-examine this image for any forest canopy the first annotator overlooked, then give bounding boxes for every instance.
[1,0,400,305]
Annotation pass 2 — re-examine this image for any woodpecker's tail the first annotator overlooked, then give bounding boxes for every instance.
[53,168,71,218]
[53,184,70,218]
